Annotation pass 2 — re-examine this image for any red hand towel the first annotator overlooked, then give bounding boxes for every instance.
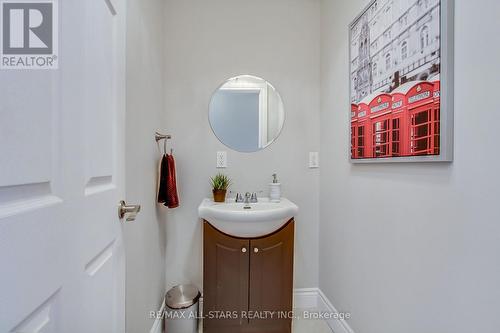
[157,155,169,204]
[166,154,179,208]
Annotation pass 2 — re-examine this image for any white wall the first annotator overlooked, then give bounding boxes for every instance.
[124,0,166,332]
[163,0,321,290]
[320,1,500,332]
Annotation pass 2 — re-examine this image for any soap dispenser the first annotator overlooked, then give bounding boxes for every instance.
[269,173,281,203]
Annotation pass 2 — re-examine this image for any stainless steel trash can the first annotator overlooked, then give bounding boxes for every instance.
[164,284,201,333]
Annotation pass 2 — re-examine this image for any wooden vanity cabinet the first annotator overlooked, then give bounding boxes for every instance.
[203,221,250,330]
[203,219,294,333]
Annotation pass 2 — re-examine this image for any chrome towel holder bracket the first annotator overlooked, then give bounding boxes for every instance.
[155,131,172,154]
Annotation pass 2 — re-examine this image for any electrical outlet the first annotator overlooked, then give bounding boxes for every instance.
[217,151,227,168]
[309,152,319,168]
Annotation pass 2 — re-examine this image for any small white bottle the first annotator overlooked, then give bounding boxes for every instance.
[269,173,281,203]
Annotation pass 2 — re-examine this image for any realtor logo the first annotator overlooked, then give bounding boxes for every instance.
[1,0,58,69]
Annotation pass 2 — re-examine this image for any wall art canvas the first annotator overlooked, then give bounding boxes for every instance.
[349,0,453,163]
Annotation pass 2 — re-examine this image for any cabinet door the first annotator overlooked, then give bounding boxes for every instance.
[204,222,250,331]
[249,220,294,332]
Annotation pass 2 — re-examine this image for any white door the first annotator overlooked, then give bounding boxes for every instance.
[0,0,127,332]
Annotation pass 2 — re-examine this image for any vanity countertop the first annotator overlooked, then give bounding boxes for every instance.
[198,197,298,237]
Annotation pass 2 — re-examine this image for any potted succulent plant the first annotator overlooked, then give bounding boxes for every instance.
[210,173,231,203]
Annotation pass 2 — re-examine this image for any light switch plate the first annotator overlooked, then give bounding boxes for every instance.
[217,151,227,168]
[309,152,319,168]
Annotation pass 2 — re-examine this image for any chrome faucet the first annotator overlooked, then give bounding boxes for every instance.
[243,192,252,209]
[237,191,261,206]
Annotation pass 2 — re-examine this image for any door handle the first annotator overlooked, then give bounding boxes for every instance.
[253,247,259,253]
[118,201,141,222]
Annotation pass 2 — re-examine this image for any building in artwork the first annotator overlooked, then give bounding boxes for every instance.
[350,0,441,103]
[354,18,372,102]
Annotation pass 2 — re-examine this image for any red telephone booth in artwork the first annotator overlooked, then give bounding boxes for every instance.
[369,94,392,158]
[430,74,441,155]
[351,103,358,158]
[355,102,372,158]
[390,92,409,156]
[406,82,439,156]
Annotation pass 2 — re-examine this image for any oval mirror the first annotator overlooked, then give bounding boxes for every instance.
[209,75,285,153]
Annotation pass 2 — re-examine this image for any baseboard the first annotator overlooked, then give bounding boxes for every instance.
[317,289,354,333]
[293,288,321,309]
[149,299,165,333]
[151,289,354,333]
[294,288,354,333]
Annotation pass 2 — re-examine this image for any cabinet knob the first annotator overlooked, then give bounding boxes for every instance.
[241,247,247,253]
[253,247,259,253]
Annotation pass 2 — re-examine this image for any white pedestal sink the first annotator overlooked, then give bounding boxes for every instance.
[198,197,299,238]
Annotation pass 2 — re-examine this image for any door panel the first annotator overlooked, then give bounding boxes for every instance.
[83,0,115,185]
[0,70,56,188]
[0,0,126,332]
[249,221,294,332]
[203,222,250,331]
